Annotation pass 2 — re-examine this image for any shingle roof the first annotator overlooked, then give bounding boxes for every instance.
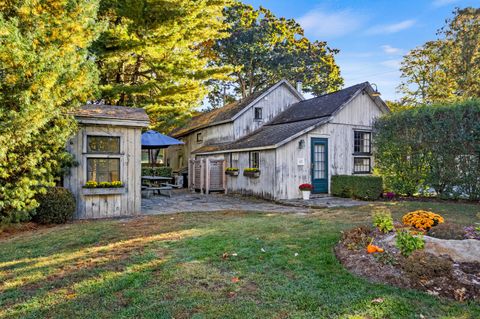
[269,82,369,124]
[75,105,149,122]
[194,82,370,153]
[170,90,266,138]
[194,117,328,153]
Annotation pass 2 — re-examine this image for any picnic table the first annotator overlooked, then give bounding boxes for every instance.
[141,176,174,197]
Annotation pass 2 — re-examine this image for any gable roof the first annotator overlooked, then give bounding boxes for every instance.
[75,104,149,122]
[171,79,303,138]
[195,82,387,154]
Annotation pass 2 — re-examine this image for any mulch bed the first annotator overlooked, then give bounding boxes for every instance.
[335,229,480,302]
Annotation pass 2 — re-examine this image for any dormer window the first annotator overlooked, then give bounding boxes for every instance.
[196,132,203,143]
[254,107,262,120]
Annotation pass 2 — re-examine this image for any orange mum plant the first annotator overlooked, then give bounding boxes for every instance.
[402,210,444,231]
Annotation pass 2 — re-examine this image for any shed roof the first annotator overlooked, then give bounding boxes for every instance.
[170,79,303,138]
[75,105,150,122]
[195,82,381,154]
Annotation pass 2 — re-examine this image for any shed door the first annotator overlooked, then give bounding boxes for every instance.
[311,138,328,193]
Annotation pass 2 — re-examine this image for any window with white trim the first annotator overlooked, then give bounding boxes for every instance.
[249,151,260,169]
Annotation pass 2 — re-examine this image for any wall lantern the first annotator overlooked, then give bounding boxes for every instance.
[370,83,381,97]
[298,139,305,149]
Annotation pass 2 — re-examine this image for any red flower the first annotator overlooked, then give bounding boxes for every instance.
[299,183,313,191]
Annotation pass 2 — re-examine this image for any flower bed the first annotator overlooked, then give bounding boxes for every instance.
[335,209,480,301]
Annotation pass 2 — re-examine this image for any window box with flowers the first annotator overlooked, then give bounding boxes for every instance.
[225,168,239,176]
[82,181,125,196]
[299,183,313,200]
[243,168,260,178]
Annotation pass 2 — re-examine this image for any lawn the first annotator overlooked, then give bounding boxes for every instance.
[0,201,479,319]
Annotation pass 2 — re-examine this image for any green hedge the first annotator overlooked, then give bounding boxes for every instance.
[331,175,383,201]
[33,187,76,224]
[141,166,173,177]
[374,100,480,199]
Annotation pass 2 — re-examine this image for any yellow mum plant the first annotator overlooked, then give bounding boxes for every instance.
[402,210,444,231]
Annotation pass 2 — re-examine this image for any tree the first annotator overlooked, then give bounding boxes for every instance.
[92,0,232,132]
[0,0,101,223]
[207,3,343,107]
[398,7,480,105]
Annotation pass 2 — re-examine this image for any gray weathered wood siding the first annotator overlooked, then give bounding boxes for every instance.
[64,124,143,219]
[223,150,276,199]
[233,84,301,139]
[274,92,386,199]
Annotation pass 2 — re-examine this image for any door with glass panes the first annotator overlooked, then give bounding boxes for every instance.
[311,138,328,193]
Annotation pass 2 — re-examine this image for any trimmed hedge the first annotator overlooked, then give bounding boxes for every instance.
[141,166,173,177]
[33,187,76,224]
[374,100,480,199]
[331,175,383,201]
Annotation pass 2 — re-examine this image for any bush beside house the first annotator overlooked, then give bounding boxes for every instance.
[141,166,173,177]
[331,175,383,200]
[33,187,76,224]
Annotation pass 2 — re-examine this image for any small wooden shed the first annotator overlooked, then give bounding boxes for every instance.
[64,105,149,219]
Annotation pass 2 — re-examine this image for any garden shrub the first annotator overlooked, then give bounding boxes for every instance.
[33,187,76,224]
[402,210,444,231]
[374,100,480,199]
[395,230,425,257]
[372,209,394,233]
[141,166,172,177]
[427,222,465,240]
[402,251,453,281]
[331,175,383,200]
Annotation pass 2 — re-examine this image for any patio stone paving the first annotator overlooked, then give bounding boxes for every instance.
[141,190,365,215]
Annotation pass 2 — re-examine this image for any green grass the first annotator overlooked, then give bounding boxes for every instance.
[0,201,479,318]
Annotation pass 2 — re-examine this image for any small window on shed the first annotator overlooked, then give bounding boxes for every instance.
[87,136,120,153]
[353,157,371,174]
[254,107,263,120]
[249,151,260,169]
[354,131,371,154]
[87,158,120,182]
[196,132,203,143]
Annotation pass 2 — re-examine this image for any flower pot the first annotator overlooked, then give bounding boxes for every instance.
[243,170,260,178]
[301,190,311,200]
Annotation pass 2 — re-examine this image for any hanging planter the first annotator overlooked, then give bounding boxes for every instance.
[225,168,239,176]
[243,168,260,178]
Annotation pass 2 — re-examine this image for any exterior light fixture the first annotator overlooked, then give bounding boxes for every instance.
[298,139,305,149]
[370,83,381,97]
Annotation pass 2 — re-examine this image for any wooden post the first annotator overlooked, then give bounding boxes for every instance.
[223,159,227,194]
[188,159,193,191]
[199,159,204,194]
[205,158,210,194]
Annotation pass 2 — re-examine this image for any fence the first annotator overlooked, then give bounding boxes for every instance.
[188,158,227,194]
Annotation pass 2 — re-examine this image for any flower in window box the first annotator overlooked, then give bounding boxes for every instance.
[243,168,260,178]
[84,180,98,188]
[225,167,239,176]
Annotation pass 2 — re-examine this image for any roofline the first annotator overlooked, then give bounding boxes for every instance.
[230,79,305,121]
[172,79,304,139]
[76,116,150,128]
[194,118,329,155]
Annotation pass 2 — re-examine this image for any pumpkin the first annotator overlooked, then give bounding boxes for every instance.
[366,244,384,254]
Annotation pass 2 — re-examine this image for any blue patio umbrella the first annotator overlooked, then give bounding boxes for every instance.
[141,130,183,165]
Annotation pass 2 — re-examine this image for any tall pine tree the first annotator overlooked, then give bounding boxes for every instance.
[92,0,232,132]
[0,0,102,223]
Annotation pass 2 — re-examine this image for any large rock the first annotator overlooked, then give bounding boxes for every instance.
[423,236,480,263]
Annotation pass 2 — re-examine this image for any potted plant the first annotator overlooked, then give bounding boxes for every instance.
[243,168,260,178]
[225,167,239,176]
[299,183,313,200]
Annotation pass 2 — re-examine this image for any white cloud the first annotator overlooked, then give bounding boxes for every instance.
[366,20,416,35]
[433,0,460,7]
[381,45,402,55]
[297,8,366,39]
[380,59,401,69]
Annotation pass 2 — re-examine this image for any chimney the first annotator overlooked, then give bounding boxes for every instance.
[296,81,303,93]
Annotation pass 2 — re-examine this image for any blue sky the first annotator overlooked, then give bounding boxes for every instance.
[244,0,478,101]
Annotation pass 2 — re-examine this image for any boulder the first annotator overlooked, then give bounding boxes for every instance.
[423,236,480,263]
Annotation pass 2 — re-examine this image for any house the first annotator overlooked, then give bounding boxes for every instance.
[64,105,150,219]
[167,80,389,200]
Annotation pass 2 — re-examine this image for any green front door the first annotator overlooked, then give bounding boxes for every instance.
[311,138,328,193]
